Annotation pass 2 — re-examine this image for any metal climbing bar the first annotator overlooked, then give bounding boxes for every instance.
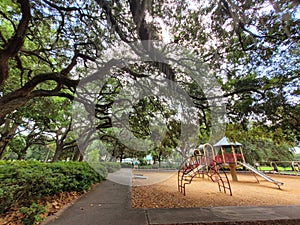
[178,153,232,196]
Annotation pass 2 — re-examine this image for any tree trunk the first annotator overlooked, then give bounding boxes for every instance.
[44,147,51,162]
[17,145,30,160]
[52,144,63,162]
[153,157,156,164]
[0,118,20,159]
[0,0,31,86]
[229,164,238,182]
[120,151,123,163]
[79,154,84,161]
[0,142,9,159]
[52,121,74,162]
[158,150,162,167]
[73,149,81,161]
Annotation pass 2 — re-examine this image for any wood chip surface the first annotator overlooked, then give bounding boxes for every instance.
[132,172,300,208]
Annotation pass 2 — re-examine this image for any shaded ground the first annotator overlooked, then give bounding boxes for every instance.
[132,171,300,208]
[0,191,83,225]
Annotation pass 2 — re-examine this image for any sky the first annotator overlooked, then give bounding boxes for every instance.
[294,146,300,154]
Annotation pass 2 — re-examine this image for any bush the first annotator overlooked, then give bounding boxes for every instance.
[121,163,133,168]
[20,202,47,225]
[100,162,121,173]
[0,160,105,214]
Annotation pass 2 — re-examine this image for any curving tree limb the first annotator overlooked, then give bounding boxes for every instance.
[0,0,31,86]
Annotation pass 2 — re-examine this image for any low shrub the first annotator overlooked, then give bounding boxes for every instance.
[121,163,133,168]
[20,202,47,225]
[0,160,107,214]
[100,162,121,173]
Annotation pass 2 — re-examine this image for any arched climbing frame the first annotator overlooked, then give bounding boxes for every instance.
[178,150,232,196]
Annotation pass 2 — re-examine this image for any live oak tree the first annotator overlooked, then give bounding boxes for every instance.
[0,0,105,124]
[0,96,78,160]
[0,0,299,160]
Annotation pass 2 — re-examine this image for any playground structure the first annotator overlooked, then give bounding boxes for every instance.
[178,144,232,196]
[178,137,284,196]
[213,137,283,188]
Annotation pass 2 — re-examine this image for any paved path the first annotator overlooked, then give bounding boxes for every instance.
[43,169,300,225]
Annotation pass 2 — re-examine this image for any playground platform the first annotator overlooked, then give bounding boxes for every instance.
[43,169,300,225]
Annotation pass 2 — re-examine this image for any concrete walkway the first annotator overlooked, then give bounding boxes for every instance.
[43,169,300,225]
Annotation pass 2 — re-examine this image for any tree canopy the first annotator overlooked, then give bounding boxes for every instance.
[0,0,299,162]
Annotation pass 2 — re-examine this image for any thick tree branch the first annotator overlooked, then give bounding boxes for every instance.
[0,0,31,86]
[42,0,80,12]
[0,73,79,125]
[95,0,131,43]
[0,10,18,32]
[0,31,8,46]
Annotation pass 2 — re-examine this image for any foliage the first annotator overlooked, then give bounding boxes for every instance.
[0,160,115,214]
[89,161,120,173]
[120,163,133,168]
[137,163,180,170]
[138,158,147,166]
[257,166,295,172]
[20,202,47,225]
[0,0,298,163]
[0,2,298,223]
[226,123,295,164]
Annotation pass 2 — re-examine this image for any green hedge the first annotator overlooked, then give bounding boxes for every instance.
[0,160,119,214]
[90,162,121,173]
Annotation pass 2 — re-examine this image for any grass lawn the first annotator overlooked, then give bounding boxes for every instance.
[258,166,299,172]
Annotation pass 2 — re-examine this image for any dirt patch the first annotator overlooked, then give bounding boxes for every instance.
[132,171,300,208]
